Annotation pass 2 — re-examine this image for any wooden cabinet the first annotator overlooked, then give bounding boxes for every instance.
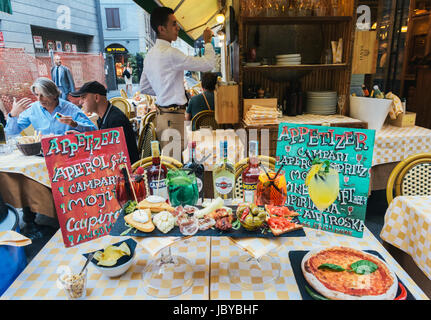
[399,0,431,129]
[237,2,358,118]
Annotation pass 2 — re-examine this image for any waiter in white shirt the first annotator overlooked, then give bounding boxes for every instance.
[140,6,216,150]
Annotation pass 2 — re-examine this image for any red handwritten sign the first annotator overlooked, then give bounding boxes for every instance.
[42,128,131,247]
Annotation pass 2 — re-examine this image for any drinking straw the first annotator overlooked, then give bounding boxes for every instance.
[259,163,282,195]
[273,164,285,180]
[123,164,139,203]
[156,149,164,196]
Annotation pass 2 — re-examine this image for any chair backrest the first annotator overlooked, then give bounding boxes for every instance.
[191,110,218,131]
[132,156,183,171]
[120,89,128,98]
[386,153,431,204]
[109,97,131,118]
[143,111,157,125]
[234,156,276,199]
[137,122,156,159]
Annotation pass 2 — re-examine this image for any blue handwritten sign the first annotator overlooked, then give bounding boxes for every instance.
[275,123,375,238]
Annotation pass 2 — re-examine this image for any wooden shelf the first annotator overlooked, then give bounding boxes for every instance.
[243,64,348,71]
[242,16,352,25]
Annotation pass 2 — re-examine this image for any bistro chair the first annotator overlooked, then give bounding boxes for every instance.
[143,111,157,126]
[233,155,276,199]
[132,156,183,172]
[191,110,219,131]
[131,155,183,199]
[109,97,131,118]
[137,122,156,159]
[120,89,128,98]
[386,153,431,205]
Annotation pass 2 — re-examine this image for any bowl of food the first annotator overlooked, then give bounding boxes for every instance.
[16,133,42,156]
[82,238,137,278]
[236,203,267,231]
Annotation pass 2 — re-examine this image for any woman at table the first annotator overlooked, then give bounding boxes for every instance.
[185,72,217,121]
[4,77,97,136]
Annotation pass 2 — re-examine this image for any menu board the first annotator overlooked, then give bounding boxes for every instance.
[275,123,375,238]
[42,128,131,247]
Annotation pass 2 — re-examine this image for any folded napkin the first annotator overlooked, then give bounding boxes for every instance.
[385,92,404,120]
[228,237,283,260]
[133,236,190,257]
[0,230,32,247]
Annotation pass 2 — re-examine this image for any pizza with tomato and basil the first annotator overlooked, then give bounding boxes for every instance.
[301,247,398,300]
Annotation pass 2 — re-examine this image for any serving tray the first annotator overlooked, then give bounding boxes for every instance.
[109,205,306,238]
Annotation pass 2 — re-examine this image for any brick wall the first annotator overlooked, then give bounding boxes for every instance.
[0,48,106,113]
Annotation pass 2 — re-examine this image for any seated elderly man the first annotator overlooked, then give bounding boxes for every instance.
[5,77,97,136]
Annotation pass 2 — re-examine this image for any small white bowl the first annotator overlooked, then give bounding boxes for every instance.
[93,251,135,278]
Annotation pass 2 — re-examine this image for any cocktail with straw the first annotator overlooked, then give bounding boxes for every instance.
[305,158,340,237]
[255,164,287,206]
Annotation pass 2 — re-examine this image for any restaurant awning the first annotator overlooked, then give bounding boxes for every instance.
[0,0,12,14]
[133,0,225,47]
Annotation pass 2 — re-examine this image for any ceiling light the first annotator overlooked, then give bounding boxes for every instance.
[216,13,225,24]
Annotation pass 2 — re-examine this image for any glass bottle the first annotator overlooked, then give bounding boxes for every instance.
[242,141,261,203]
[183,141,205,201]
[146,140,168,200]
[0,124,6,144]
[213,140,235,205]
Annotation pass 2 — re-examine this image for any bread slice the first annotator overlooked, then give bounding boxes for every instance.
[124,209,155,232]
[137,199,175,213]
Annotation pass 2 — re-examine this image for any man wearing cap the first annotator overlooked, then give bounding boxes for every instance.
[139,6,216,152]
[71,81,139,164]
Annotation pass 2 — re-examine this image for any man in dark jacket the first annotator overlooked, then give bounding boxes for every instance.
[70,81,139,164]
[51,55,75,101]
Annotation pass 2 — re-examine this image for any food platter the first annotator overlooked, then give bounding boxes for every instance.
[109,199,306,238]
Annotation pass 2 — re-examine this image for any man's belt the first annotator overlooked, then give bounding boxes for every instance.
[156,104,187,113]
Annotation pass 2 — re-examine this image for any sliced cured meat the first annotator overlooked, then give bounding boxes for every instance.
[198,217,216,231]
[183,205,198,215]
[179,216,199,236]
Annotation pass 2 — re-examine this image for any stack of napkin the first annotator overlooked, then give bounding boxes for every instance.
[244,104,279,126]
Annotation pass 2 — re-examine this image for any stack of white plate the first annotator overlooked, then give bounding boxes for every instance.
[306,91,337,115]
[275,54,301,66]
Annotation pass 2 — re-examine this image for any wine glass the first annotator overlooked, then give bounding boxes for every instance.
[143,244,195,298]
[228,249,281,291]
[305,162,340,238]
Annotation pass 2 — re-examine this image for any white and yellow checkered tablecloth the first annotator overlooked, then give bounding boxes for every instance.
[210,227,429,300]
[373,125,431,166]
[0,150,50,187]
[1,231,210,300]
[380,196,431,280]
[2,226,428,300]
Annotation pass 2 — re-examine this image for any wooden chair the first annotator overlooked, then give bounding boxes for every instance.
[386,153,431,205]
[191,110,218,131]
[137,122,156,159]
[110,97,131,118]
[233,156,277,199]
[120,89,128,98]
